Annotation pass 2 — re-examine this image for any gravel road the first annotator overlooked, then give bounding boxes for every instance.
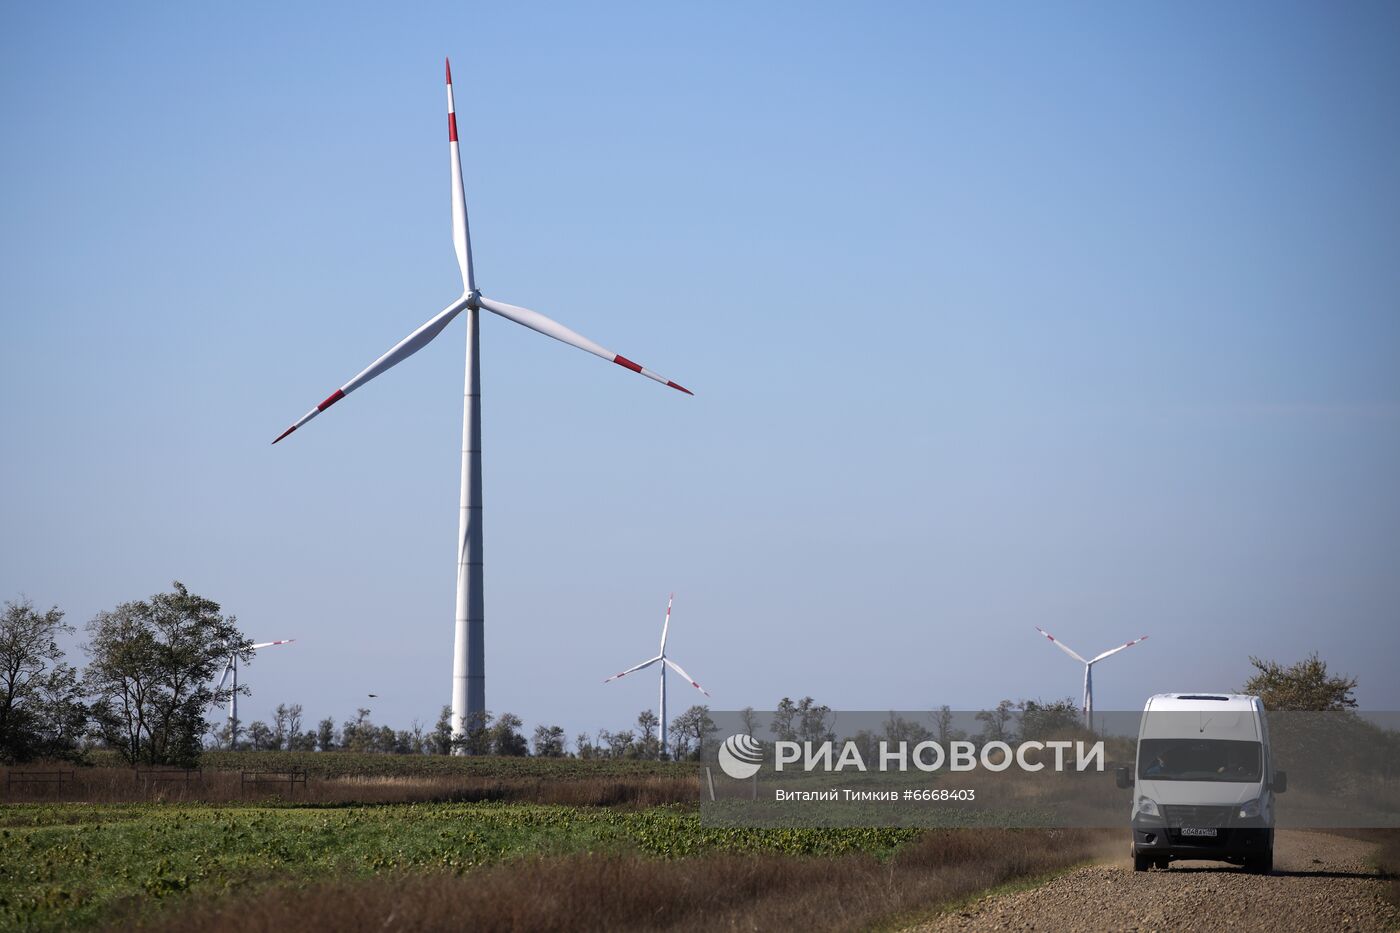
[912,831,1398,933]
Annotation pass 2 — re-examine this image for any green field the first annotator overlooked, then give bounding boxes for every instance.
[0,800,920,930]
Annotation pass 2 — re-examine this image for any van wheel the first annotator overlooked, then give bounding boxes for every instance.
[1248,849,1273,875]
[1132,848,1152,872]
[1154,857,1170,870]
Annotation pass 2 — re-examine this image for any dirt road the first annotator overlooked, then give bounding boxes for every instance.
[912,831,1397,932]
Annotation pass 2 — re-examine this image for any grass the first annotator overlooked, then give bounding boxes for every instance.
[118,828,1112,932]
[2,756,699,807]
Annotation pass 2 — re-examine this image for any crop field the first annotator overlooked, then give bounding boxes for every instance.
[0,800,916,930]
[0,756,1107,932]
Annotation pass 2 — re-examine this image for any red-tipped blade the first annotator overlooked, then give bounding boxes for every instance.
[446,57,452,84]
[270,299,467,445]
[478,295,693,395]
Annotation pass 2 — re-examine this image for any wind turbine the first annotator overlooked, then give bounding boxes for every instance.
[215,639,294,749]
[271,60,691,750]
[1034,627,1148,730]
[603,594,709,759]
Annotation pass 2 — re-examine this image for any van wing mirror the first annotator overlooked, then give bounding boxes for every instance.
[1115,766,1134,789]
[1272,770,1287,794]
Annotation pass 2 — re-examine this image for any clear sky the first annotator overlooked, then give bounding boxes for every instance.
[3,2,1399,742]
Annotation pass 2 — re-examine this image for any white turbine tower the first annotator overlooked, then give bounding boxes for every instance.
[603,594,709,759]
[272,60,691,751]
[1034,627,1148,730]
[215,639,294,749]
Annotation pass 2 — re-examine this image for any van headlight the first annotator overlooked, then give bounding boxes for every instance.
[1238,798,1262,819]
[1136,796,1159,817]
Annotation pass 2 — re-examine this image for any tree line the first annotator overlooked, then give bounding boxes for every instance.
[1,583,1372,767]
[0,583,729,765]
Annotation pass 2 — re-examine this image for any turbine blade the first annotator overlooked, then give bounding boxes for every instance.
[477,296,692,395]
[446,58,475,292]
[251,639,295,650]
[1034,626,1087,664]
[215,658,234,694]
[1090,635,1149,664]
[658,593,674,655]
[272,298,468,443]
[603,655,662,684]
[663,658,709,697]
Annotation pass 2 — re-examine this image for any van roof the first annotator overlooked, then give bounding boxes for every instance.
[1144,693,1261,712]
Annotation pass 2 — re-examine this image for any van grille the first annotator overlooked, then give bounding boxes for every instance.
[1161,804,1235,827]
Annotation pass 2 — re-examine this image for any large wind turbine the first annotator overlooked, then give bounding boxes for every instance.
[1034,627,1148,729]
[216,639,294,749]
[272,61,691,750]
[603,594,709,758]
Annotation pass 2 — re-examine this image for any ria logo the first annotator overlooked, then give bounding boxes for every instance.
[718,733,764,779]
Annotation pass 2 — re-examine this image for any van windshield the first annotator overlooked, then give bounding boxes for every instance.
[1137,739,1262,783]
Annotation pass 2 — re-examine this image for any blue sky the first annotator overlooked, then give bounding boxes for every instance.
[3,2,1398,741]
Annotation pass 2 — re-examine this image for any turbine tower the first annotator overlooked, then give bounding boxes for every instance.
[272,61,690,751]
[215,639,294,749]
[603,594,709,758]
[1034,627,1148,730]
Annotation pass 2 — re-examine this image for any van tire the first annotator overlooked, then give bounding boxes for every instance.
[1132,847,1151,872]
[1248,849,1273,875]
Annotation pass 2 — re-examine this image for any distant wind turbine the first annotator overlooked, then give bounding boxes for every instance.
[1034,627,1148,729]
[216,639,294,749]
[604,595,708,758]
[271,59,691,751]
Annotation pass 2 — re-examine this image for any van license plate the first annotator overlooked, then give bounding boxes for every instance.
[1180,827,1217,837]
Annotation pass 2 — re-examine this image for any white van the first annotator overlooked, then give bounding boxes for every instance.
[1115,693,1286,873]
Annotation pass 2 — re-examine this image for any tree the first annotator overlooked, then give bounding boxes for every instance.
[1244,653,1359,711]
[771,697,799,742]
[670,705,715,760]
[489,712,528,756]
[271,703,304,751]
[933,705,964,745]
[316,717,337,751]
[459,710,493,756]
[532,724,566,757]
[883,712,933,745]
[86,582,248,767]
[430,706,453,755]
[246,720,274,750]
[341,708,374,752]
[739,706,761,737]
[635,710,659,759]
[797,697,835,744]
[0,597,87,763]
[605,728,635,759]
[1017,698,1082,742]
[976,700,1015,744]
[770,696,833,745]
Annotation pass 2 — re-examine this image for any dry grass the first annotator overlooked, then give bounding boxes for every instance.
[122,828,1111,933]
[1,764,698,808]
